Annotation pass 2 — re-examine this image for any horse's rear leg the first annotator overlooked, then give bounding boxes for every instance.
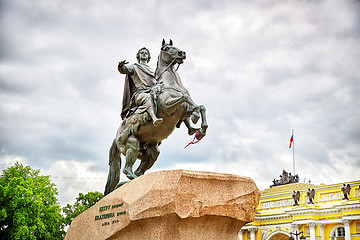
[134,144,160,176]
[104,139,121,196]
[123,135,140,180]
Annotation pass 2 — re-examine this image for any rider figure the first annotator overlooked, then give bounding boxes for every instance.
[118,47,163,126]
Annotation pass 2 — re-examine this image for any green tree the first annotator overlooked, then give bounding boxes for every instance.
[0,162,65,240]
[62,191,103,226]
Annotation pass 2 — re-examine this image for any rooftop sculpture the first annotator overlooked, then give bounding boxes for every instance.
[341,183,351,200]
[270,169,299,188]
[292,191,300,206]
[307,188,315,204]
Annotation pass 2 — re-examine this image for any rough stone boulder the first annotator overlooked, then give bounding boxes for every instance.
[64,170,260,240]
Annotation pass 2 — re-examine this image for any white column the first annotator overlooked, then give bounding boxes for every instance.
[239,230,244,240]
[307,222,317,240]
[343,220,351,240]
[319,224,325,240]
[249,228,257,240]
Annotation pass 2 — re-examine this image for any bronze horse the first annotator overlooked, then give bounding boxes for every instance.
[104,40,207,195]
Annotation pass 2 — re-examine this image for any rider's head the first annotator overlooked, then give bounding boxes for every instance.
[136,47,151,63]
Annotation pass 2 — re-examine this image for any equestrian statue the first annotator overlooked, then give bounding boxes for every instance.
[104,39,208,195]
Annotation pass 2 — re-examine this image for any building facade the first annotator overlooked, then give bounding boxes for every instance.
[240,177,360,240]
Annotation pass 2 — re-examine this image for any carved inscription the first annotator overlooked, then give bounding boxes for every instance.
[261,199,293,209]
[95,212,115,221]
[94,203,127,227]
[319,192,342,201]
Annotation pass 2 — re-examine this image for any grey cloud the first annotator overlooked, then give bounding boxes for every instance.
[1,0,360,205]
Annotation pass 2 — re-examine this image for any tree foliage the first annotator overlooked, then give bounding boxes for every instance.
[0,162,65,240]
[62,191,104,226]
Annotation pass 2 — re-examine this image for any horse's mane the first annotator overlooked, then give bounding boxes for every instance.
[155,53,162,80]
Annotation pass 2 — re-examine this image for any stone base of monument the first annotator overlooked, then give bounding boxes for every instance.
[64,170,260,240]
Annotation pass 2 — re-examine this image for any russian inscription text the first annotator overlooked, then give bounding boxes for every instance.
[94,203,127,227]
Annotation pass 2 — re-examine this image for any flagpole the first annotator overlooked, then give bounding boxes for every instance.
[292,129,295,175]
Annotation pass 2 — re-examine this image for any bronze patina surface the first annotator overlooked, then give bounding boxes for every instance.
[105,40,208,195]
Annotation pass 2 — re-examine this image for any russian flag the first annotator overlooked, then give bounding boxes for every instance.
[289,134,294,148]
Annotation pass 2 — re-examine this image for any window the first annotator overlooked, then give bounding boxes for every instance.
[336,227,345,237]
[331,226,345,240]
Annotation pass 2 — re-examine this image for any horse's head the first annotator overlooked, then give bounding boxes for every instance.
[160,39,186,65]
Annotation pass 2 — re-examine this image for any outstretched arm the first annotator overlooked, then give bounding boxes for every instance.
[118,60,134,74]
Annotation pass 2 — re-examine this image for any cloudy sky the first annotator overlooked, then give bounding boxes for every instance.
[1,0,359,206]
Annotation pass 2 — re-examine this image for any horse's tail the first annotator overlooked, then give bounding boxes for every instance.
[104,139,121,196]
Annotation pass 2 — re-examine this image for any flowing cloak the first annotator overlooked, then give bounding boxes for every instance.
[121,63,155,120]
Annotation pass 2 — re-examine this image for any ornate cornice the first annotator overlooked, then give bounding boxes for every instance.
[286,207,319,216]
[335,202,360,211]
[285,203,360,216]
[255,213,291,221]
[255,202,360,223]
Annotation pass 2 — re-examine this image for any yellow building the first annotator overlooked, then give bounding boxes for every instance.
[240,175,360,240]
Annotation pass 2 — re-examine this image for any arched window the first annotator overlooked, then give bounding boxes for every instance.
[267,230,291,240]
[330,225,345,240]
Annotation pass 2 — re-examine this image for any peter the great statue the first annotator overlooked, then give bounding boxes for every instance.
[105,39,208,195]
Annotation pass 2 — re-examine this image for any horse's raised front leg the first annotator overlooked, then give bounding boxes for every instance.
[183,118,199,135]
[195,105,208,140]
[182,95,201,124]
[123,135,140,180]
